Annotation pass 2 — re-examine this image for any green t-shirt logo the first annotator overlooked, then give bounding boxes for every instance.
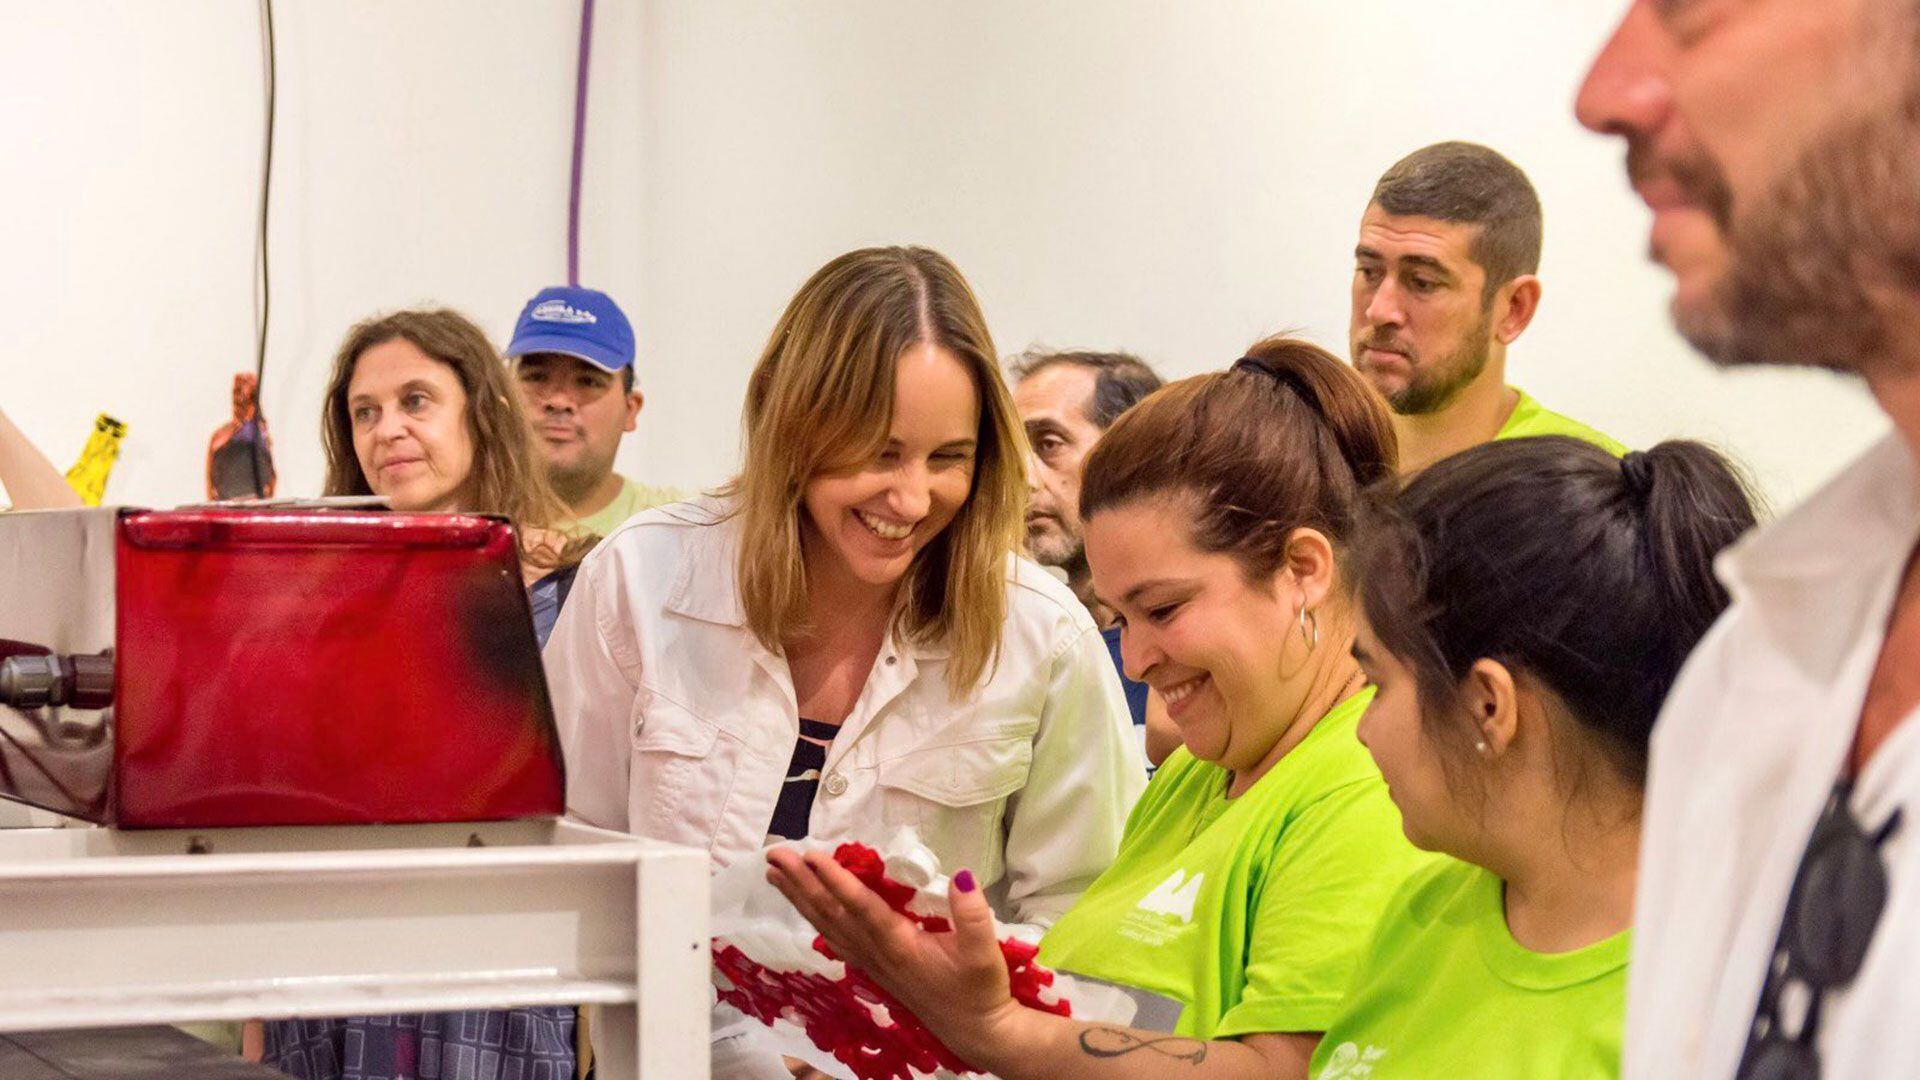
[1317,1042,1386,1079]
[1136,869,1204,923]
[1039,691,1436,1041]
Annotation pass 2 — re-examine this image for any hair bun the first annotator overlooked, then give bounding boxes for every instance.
[1231,355,1324,420]
[1620,450,1655,504]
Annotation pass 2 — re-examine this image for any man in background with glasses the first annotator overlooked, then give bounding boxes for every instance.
[1579,1,1920,1077]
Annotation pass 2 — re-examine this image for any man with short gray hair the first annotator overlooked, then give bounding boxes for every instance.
[1010,348,1168,760]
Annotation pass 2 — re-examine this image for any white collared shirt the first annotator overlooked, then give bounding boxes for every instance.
[1626,434,1920,1079]
[542,498,1148,929]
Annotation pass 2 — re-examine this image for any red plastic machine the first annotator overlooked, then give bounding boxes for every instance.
[0,507,565,828]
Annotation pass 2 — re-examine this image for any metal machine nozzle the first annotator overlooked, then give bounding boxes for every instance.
[0,652,114,711]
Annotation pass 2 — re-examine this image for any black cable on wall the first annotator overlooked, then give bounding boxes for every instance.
[567,0,596,286]
[254,0,276,396]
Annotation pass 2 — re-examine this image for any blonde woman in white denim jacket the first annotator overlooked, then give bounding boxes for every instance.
[542,247,1146,1077]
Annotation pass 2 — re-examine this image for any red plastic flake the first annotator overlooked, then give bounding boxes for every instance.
[714,842,1074,1080]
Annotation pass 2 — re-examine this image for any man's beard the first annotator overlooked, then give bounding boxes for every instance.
[1025,522,1084,570]
[1366,314,1495,416]
[548,446,618,506]
[1635,142,1741,356]
[1703,46,1920,376]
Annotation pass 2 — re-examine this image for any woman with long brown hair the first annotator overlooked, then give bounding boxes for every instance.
[544,245,1146,1074]
[320,308,594,585]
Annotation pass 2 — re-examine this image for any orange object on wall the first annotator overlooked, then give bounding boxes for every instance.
[207,373,276,501]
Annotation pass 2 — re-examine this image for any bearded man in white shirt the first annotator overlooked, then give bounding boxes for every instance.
[1577,1,1920,1077]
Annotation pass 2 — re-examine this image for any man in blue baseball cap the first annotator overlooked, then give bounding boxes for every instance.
[508,285,681,536]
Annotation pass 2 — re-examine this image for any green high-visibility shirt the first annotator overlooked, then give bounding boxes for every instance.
[1309,859,1629,1079]
[1496,388,1628,456]
[1037,690,1432,1039]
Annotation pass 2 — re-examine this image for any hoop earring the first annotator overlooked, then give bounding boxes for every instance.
[1298,606,1319,652]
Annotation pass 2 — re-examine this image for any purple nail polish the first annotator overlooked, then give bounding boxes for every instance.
[954,869,976,893]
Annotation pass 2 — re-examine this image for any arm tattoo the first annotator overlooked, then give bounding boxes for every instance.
[1077,1027,1209,1064]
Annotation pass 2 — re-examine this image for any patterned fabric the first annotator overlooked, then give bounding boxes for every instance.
[765,717,839,841]
[262,1009,576,1080]
[528,565,578,648]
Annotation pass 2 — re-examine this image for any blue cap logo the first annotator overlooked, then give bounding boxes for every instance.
[530,299,600,326]
[508,286,635,374]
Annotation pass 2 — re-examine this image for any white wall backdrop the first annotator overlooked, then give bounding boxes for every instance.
[0,0,647,506]
[1,0,1887,512]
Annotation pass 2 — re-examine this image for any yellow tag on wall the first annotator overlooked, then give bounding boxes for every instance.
[65,413,127,507]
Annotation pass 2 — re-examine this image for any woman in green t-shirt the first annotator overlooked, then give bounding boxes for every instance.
[1312,436,1757,1079]
[770,337,1434,1078]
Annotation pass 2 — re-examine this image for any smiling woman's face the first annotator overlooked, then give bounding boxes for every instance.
[798,342,981,590]
[347,338,477,512]
[1087,496,1302,773]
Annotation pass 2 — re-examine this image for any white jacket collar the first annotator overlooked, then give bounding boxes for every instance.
[662,500,750,628]
[1717,433,1920,679]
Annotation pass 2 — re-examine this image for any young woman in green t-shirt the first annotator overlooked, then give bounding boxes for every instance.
[769,337,1434,1079]
[1313,436,1757,1079]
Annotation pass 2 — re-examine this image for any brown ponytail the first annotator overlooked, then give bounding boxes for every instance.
[1080,335,1397,580]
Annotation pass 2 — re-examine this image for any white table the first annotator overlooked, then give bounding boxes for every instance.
[0,819,709,1078]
